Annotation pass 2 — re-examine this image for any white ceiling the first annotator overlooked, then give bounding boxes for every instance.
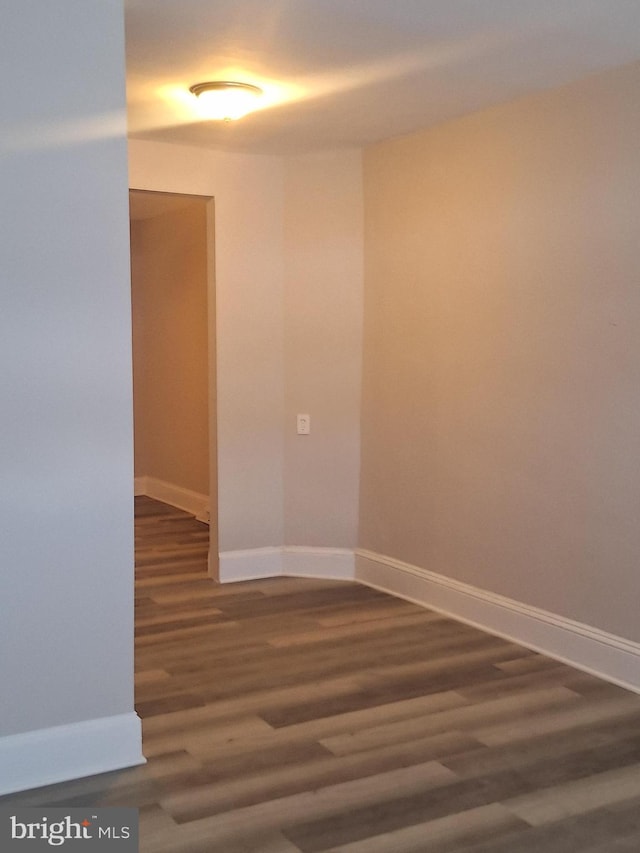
[125,0,640,155]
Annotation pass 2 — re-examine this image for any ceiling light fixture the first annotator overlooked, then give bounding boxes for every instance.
[189,81,263,121]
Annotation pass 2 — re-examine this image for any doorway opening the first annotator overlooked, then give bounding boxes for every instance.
[129,189,218,573]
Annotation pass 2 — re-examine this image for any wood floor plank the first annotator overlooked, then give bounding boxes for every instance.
[162,734,478,823]
[319,686,580,756]
[267,611,440,648]
[474,692,640,747]
[320,803,528,853]
[141,715,276,757]
[162,760,458,838]
[502,764,640,826]
[449,796,640,853]
[442,720,640,781]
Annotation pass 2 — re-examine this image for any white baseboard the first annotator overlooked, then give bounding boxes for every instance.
[0,712,145,797]
[219,547,284,582]
[355,549,640,694]
[218,546,355,584]
[283,547,355,581]
[135,475,209,523]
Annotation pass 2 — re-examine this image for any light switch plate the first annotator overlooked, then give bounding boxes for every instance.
[297,414,310,434]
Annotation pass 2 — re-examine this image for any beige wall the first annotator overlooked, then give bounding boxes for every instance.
[131,201,209,496]
[284,151,363,547]
[360,61,640,642]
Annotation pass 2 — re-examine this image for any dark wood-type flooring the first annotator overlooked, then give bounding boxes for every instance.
[3,496,640,851]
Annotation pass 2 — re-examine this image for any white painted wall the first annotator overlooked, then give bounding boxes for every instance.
[0,0,142,790]
[128,140,285,552]
[129,142,365,556]
[283,151,364,547]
